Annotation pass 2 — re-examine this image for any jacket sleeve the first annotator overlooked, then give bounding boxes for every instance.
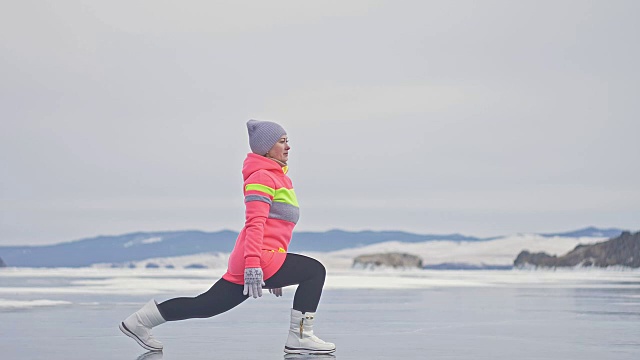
[242,171,276,269]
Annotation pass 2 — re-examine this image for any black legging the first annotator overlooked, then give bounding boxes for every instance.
[157,253,326,321]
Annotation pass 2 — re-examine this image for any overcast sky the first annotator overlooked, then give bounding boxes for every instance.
[1,0,638,246]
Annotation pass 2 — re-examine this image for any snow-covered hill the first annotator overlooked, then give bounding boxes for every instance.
[97,233,607,270]
[3,227,626,268]
[307,234,607,270]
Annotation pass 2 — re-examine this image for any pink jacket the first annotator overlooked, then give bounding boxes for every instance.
[222,153,299,284]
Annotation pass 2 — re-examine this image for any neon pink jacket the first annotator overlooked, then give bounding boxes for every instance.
[222,153,299,284]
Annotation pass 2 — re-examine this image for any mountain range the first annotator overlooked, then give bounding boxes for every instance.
[514,231,640,268]
[0,227,626,268]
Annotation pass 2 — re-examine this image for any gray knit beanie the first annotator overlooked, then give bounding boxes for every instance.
[246,119,287,155]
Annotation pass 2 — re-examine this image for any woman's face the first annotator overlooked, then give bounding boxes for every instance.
[266,136,290,164]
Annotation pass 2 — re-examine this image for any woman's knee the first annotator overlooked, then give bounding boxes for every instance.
[310,257,326,279]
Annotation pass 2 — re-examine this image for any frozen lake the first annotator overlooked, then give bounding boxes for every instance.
[1,267,639,359]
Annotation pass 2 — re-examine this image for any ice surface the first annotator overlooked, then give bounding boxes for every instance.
[2,267,639,295]
[1,267,639,359]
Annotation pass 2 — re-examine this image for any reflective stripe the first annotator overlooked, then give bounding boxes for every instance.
[267,247,287,253]
[245,184,298,207]
[269,201,299,223]
[245,183,275,196]
[244,195,272,205]
[273,188,299,207]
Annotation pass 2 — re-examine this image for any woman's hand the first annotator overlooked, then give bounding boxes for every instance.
[269,288,283,297]
[243,267,265,298]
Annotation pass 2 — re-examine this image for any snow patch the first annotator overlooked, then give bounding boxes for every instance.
[93,252,229,269]
[123,236,163,248]
[141,237,162,244]
[0,299,72,309]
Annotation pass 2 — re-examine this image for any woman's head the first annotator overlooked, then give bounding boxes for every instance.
[246,119,290,165]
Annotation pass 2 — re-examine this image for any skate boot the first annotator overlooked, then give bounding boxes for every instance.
[284,309,335,354]
[119,299,166,351]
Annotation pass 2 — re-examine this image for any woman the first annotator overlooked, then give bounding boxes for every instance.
[119,119,336,355]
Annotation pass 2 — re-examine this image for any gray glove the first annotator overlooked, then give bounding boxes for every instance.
[269,288,283,297]
[243,267,265,298]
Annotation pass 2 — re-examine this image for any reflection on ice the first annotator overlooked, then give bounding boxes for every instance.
[284,354,336,359]
[130,350,338,360]
[135,351,163,360]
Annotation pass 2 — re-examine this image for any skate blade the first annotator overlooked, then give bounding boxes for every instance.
[284,346,336,355]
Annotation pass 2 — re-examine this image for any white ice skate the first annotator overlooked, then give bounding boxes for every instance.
[284,309,336,354]
[119,299,166,351]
